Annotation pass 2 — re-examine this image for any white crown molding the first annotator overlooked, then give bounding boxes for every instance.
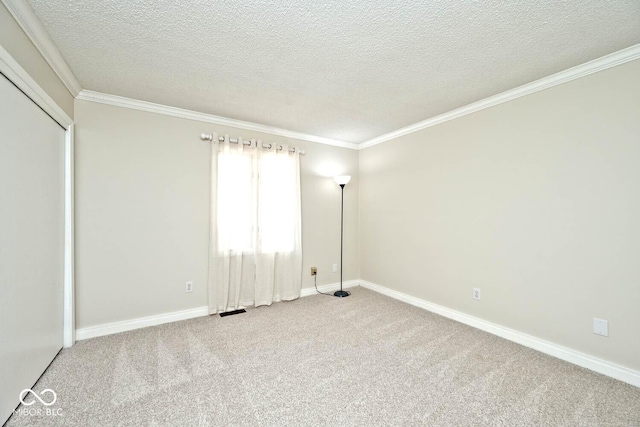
[359,280,640,388]
[77,90,360,150]
[359,43,640,149]
[2,0,82,97]
[3,0,638,149]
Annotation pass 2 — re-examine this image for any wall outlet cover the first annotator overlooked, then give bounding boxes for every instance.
[473,288,481,300]
[593,318,609,337]
[186,281,193,293]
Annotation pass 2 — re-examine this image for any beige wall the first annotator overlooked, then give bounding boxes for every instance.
[74,100,358,329]
[359,59,640,371]
[0,3,74,118]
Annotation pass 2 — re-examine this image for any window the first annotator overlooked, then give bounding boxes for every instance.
[216,144,298,253]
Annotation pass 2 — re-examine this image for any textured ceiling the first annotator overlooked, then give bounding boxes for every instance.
[26,0,640,143]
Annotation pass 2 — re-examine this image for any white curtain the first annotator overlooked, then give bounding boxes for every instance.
[208,134,302,314]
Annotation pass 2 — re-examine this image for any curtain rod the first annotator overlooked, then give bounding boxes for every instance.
[200,133,306,155]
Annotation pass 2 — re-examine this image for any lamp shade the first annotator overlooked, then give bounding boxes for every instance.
[334,175,351,185]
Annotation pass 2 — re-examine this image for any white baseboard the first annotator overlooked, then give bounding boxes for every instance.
[75,306,209,341]
[76,280,359,341]
[359,280,640,388]
[75,279,638,388]
[300,279,359,297]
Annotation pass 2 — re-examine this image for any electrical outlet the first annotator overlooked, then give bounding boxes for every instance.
[593,318,608,337]
[473,288,481,300]
[332,264,337,273]
[311,267,317,276]
[185,281,193,293]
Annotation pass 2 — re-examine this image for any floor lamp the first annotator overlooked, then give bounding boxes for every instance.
[333,175,351,297]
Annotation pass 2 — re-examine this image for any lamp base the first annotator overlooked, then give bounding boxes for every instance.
[334,290,349,298]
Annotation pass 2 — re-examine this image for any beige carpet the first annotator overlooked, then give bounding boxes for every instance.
[6,287,640,426]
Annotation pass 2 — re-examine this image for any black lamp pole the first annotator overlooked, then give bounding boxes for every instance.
[334,183,349,298]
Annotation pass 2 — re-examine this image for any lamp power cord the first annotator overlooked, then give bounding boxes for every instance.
[314,273,350,297]
[314,274,334,297]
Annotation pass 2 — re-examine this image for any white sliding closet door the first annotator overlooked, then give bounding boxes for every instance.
[0,74,65,423]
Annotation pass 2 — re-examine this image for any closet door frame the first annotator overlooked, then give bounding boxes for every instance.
[0,44,75,348]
